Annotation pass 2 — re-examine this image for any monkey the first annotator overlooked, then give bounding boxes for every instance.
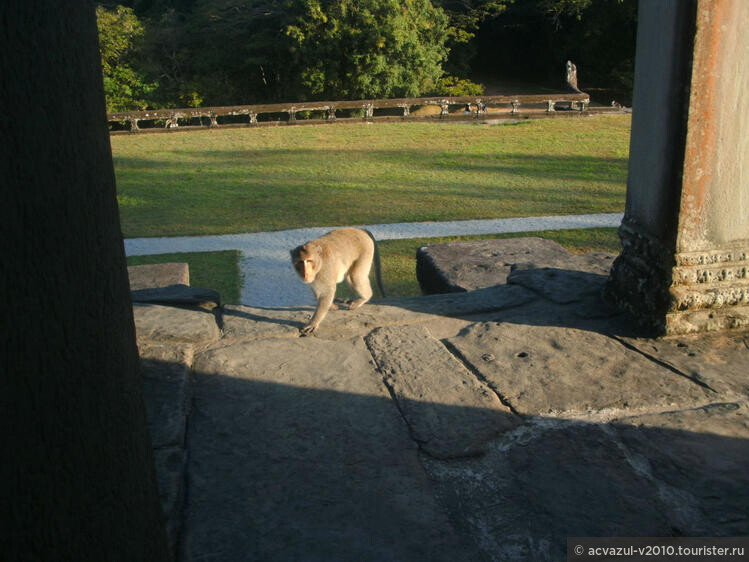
[290,228,386,336]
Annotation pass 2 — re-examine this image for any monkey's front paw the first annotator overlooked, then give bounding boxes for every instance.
[299,324,316,337]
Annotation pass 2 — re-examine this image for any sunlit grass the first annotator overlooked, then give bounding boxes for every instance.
[112,115,631,238]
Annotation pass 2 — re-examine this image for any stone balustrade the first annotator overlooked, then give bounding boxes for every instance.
[108,92,591,132]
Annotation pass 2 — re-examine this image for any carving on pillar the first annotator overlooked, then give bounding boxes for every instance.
[667,246,749,333]
[605,220,749,335]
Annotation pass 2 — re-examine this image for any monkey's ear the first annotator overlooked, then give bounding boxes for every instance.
[313,244,323,255]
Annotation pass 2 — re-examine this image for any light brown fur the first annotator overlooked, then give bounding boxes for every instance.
[290,228,385,335]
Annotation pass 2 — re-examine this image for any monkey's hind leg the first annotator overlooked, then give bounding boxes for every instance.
[344,264,373,311]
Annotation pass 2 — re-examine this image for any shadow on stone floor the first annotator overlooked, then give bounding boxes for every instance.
[144,353,749,562]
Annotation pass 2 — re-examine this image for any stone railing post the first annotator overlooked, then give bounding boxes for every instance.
[209,112,219,128]
[129,117,140,132]
[327,107,336,121]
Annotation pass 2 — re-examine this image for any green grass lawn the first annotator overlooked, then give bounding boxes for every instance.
[112,115,631,238]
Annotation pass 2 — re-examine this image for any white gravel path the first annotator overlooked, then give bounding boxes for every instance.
[125,213,623,306]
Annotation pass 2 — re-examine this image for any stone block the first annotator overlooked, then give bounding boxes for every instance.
[128,262,189,290]
[417,237,571,294]
[131,284,221,309]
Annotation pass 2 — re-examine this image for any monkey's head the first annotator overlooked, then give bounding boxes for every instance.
[290,243,322,283]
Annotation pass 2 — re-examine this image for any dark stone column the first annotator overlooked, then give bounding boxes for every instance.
[1,2,169,560]
[605,0,749,335]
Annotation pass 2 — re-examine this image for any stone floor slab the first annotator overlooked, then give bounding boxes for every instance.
[139,343,193,449]
[618,329,749,400]
[366,324,520,458]
[613,402,749,536]
[183,336,473,561]
[133,303,220,344]
[446,322,715,416]
[422,419,673,561]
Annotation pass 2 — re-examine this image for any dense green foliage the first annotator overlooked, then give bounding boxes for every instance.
[96,5,157,111]
[97,0,636,111]
[286,0,448,99]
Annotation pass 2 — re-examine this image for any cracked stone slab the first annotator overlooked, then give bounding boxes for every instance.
[133,303,220,344]
[617,329,749,400]
[139,343,193,449]
[613,402,749,536]
[222,284,536,341]
[422,419,673,561]
[446,322,714,416]
[365,324,520,458]
[184,336,474,561]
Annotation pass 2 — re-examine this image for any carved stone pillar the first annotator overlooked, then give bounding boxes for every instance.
[605,0,749,335]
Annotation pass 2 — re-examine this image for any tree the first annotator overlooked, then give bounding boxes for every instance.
[286,0,449,100]
[96,4,157,111]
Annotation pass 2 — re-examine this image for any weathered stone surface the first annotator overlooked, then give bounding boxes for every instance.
[417,237,573,294]
[613,402,749,535]
[222,284,536,341]
[139,343,193,448]
[221,305,307,340]
[133,303,220,344]
[508,266,609,305]
[153,446,186,561]
[131,284,220,309]
[184,337,474,561]
[365,324,519,458]
[422,419,673,561]
[128,262,189,290]
[617,329,749,400]
[446,322,714,416]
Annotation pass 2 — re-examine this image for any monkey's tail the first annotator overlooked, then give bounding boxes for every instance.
[363,229,387,298]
